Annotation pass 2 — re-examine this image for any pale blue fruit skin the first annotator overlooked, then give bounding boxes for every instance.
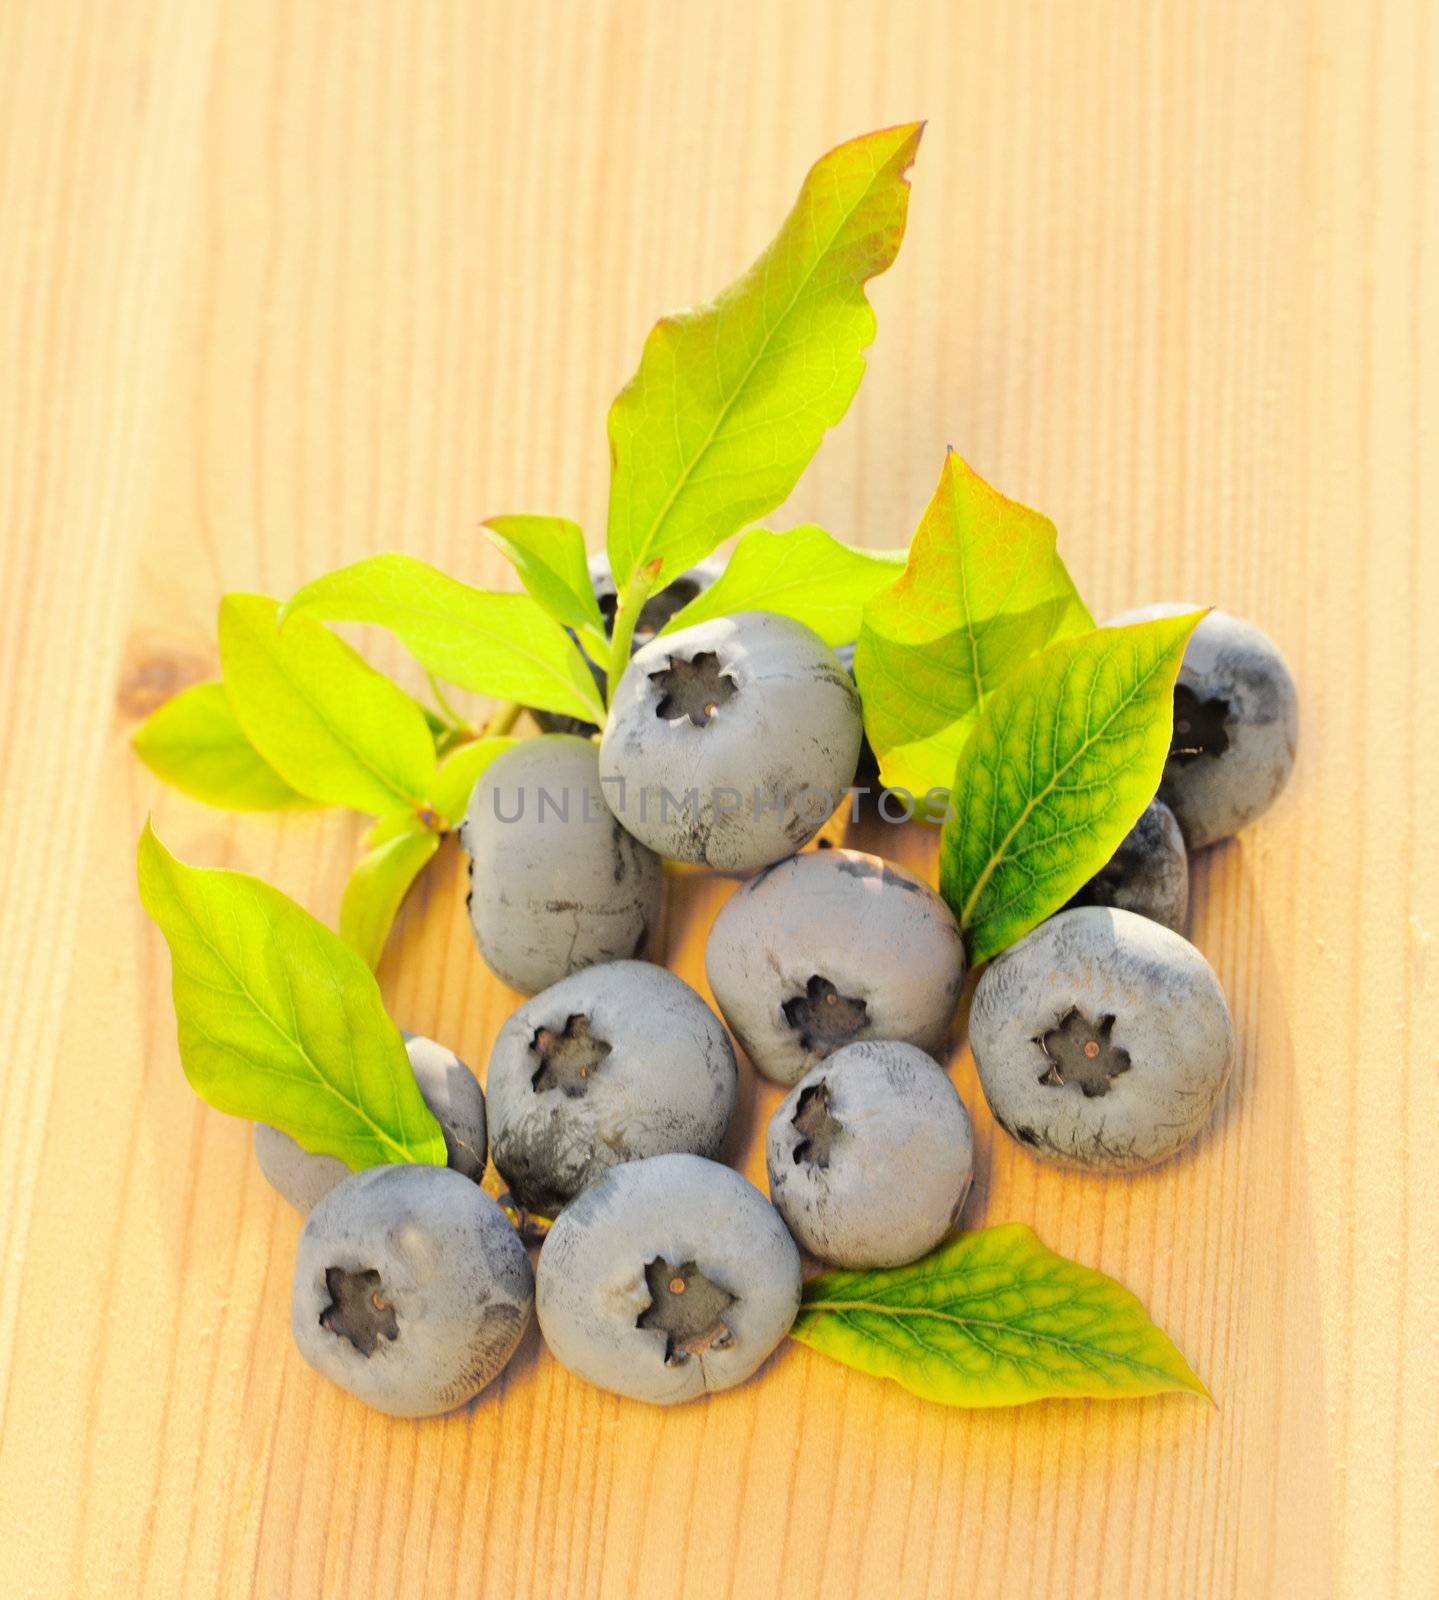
[536,1153,801,1405]
[533,554,726,738]
[1065,798,1189,934]
[705,848,965,1086]
[487,961,737,1215]
[253,1126,349,1214]
[1107,604,1299,849]
[291,1164,533,1418]
[599,611,863,871]
[254,1034,487,1214]
[460,736,662,995]
[969,907,1234,1172]
[766,1040,974,1269]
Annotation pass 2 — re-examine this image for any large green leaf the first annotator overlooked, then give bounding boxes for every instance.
[854,450,1093,799]
[137,822,446,1168]
[658,525,903,646]
[606,122,923,594]
[940,612,1204,963]
[792,1223,1209,1407]
[284,555,605,723]
[220,594,436,817]
[340,828,441,969]
[482,515,608,657]
[132,681,320,812]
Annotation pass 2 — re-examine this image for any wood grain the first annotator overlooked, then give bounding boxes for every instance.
[1,2,1434,1596]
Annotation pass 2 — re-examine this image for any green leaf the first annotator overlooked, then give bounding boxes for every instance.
[939,611,1205,963]
[483,515,608,654]
[606,122,923,592]
[136,822,446,1168]
[284,555,606,724]
[430,736,516,825]
[791,1223,1209,1407]
[220,594,437,817]
[362,737,516,849]
[854,451,1094,798]
[132,681,321,812]
[340,828,441,969]
[658,525,904,646]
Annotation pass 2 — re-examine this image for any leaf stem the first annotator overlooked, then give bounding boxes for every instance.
[426,671,475,734]
[482,701,523,738]
[606,566,659,705]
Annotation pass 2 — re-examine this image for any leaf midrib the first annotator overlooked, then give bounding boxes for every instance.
[618,134,910,575]
[800,1298,1193,1387]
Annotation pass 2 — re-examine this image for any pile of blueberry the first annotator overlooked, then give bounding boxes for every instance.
[261,561,1298,1416]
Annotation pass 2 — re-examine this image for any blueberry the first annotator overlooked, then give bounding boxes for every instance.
[535,1153,801,1404]
[1065,798,1189,933]
[705,848,966,1086]
[1108,604,1298,848]
[486,960,737,1214]
[766,1040,974,1267]
[460,734,662,993]
[291,1164,533,1417]
[599,612,863,870]
[969,906,1234,1171]
[255,1033,488,1214]
[533,553,726,737]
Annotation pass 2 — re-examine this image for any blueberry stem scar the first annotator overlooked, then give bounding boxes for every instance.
[1169,683,1230,765]
[791,1078,843,1168]
[530,1013,612,1097]
[319,1266,399,1357]
[649,651,738,726]
[1036,1008,1131,1098]
[781,975,869,1055]
[636,1257,737,1364]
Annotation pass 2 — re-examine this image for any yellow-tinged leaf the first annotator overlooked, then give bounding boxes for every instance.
[855,450,1093,799]
[792,1223,1210,1407]
[220,593,436,816]
[132,681,321,812]
[940,611,1205,963]
[137,822,446,1169]
[606,123,923,592]
[483,515,609,657]
[658,525,903,646]
[340,828,441,969]
[284,555,607,724]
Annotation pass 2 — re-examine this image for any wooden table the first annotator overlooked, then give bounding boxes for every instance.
[2,3,1434,1596]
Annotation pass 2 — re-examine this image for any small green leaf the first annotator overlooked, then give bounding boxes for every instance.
[137,822,446,1168]
[855,451,1094,799]
[284,555,606,724]
[940,611,1205,963]
[132,681,320,812]
[220,593,436,817]
[606,122,923,592]
[430,736,516,825]
[483,515,608,655]
[340,828,441,969]
[792,1223,1209,1407]
[658,526,904,646]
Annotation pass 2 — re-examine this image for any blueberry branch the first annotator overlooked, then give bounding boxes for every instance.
[427,671,477,735]
[606,560,664,706]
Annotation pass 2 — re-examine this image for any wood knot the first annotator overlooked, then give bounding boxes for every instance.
[116,641,210,720]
